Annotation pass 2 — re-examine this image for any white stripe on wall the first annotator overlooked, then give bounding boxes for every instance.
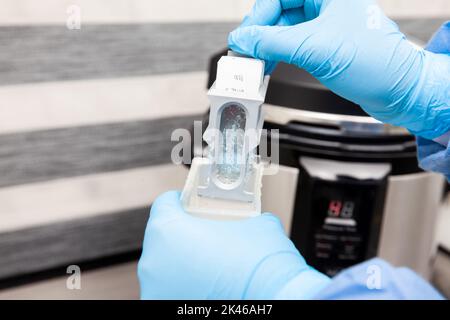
[0,72,209,134]
[0,164,188,232]
[379,0,450,18]
[0,0,253,25]
[0,0,448,25]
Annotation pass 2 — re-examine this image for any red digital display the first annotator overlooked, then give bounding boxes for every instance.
[327,200,355,219]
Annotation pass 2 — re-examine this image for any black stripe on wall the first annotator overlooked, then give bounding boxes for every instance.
[0,19,445,86]
[0,115,202,188]
[0,23,236,85]
[0,206,149,280]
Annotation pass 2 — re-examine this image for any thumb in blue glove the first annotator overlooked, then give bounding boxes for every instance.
[426,21,450,54]
[137,191,330,299]
[229,0,450,140]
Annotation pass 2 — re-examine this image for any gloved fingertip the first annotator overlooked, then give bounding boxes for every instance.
[260,212,284,227]
[261,212,277,218]
[229,26,263,58]
[228,31,249,58]
[227,29,236,46]
[229,27,278,75]
[228,28,242,47]
[265,61,278,75]
[239,15,252,28]
[150,190,183,218]
[155,190,182,204]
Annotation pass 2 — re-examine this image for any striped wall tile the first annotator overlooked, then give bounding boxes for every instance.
[0,72,209,134]
[0,19,445,87]
[397,18,449,43]
[378,0,450,18]
[0,0,448,26]
[0,23,235,85]
[0,163,188,280]
[0,116,199,189]
[0,0,253,25]
[0,164,188,232]
[0,261,140,299]
[0,207,149,280]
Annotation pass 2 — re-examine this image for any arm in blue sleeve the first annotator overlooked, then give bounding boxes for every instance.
[417,137,450,181]
[312,258,444,300]
[313,24,450,299]
[416,21,450,178]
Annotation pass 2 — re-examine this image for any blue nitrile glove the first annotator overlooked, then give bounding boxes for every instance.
[416,21,450,179]
[137,191,330,299]
[315,258,444,300]
[228,0,450,140]
[427,21,450,55]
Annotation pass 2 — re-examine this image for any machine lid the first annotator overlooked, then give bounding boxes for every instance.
[207,49,368,117]
[267,63,369,117]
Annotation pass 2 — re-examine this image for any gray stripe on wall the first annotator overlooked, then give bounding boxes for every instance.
[0,23,236,85]
[0,115,202,188]
[397,18,448,43]
[0,19,442,86]
[0,206,149,280]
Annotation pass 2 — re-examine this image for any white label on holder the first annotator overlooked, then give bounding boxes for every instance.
[215,56,264,96]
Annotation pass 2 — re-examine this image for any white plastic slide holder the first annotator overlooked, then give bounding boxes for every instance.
[181,52,270,219]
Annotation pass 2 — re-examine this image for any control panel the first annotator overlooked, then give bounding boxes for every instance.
[290,157,390,276]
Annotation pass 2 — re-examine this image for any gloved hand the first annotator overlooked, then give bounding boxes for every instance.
[138,191,330,299]
[426,21,450,54]
[416,22,450,178]
[228,0,450,140]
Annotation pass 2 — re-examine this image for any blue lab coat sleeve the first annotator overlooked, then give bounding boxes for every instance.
[417,137,450,180]
[313,258,444,300]
[313,24,450,299]
[416,21,450,180]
